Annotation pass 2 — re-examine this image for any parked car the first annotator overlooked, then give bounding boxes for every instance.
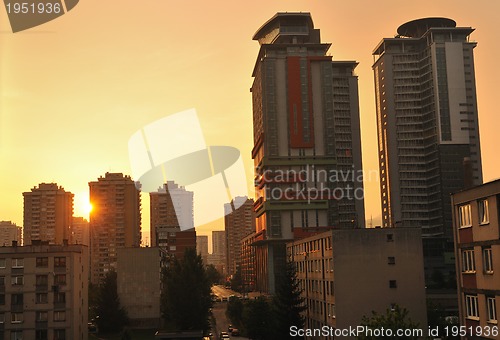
[231,328,240,336]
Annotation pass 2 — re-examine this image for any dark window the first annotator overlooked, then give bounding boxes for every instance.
[0,294,4,305]
[388,257,396,265]
[36,257,48,268]
[55,274,66,285]
[35,330,48,340]
[36,293,48,304]
[54,292,65,304]
[54,329,66,340]
[11,293,23,305]
[36,275,48,286]
[54,257,66,268]
[386,234,394,242]
[389,280,397,288]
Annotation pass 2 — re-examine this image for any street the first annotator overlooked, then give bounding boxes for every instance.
[211,286,248,340]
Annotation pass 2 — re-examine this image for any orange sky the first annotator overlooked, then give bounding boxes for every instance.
[1,0,499,245]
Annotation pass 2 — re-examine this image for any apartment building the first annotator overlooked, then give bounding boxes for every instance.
[0,244,88,340]
[452,179,499,338]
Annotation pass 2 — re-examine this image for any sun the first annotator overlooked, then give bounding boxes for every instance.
[75,191,93,217]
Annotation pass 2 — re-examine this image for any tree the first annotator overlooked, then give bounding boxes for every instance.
[161,248,213,332]
[206,264,222,286]
[358,305,420,340]
[243,296,275,340]
[226,296,244,330]
[230,266,243,292]
[272,259,307,338]
[95,270,128,334]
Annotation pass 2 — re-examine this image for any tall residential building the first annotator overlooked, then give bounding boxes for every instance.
[251,13,365,293]
[452,180,500,336]
[89,172,141,284]
[154,226,196,259]
[373,18,483,283]
[150,181,194,246]
[0,221,22,246]
[224,197,255,276]
[71,217,89,246]
[196,235,209,264]
[0,243,89,340]
[22,183,73,245]
[207,230,226,274]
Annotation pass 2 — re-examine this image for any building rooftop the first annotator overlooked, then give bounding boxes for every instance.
[397,17,456,38]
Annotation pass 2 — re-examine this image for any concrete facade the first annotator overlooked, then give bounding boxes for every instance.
[23,183,73,246]
[0,244,88,340]
[288,228,427,339]
[89,173,141,284]
[0,221,22,247]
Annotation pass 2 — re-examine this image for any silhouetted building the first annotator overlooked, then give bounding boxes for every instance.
[288,228,427,337]
[89,172,141,284]
[196,235,209,264]
[452,179,499,336]
[155,226,196,259]
[0,221,22,247]
[224,197,254,276]
[0,244,88,339]
[150,181,194,246]
[251,12,365,293]
[23,183,73,245]
[71,217,89,246]
[373,18,483,284]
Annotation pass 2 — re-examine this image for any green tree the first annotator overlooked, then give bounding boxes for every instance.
[272,260,307,338]
[206,264,222,286]
[243,296,275,340]
[358,305,420,340]
[95,270,128,334]
[161,248,213,332]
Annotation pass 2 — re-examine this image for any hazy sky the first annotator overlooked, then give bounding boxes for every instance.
[1,0,499,245]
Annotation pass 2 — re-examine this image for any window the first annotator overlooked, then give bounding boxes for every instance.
[54,274,66,285]
[54,329,65,340]
[36,275,48,286]
[487,297,497,323]
[0,294,4,305]
[0,313,4,323]
[11,313,23,323]
[54,292,65,304]
[388,257,396,265]
[35,330,47,340]
[483,248,493,274]
[36,311,48,322]
[53,311,66,322]
[36,293,48,304]
[36,257,48,268]
[0,276,5,286]
[386,234,394,242]
[478,199,489,224]
[389,280,397,288]
[10,330,23,340]
[462,249,476,273]
[459,204,472,227]
[54,257,66,268]
[465,295,479,319]
[0,259,5,268]
[11,258,23,268]
[11,294,23,305]
[169,245,176,251]
[11,276,23,286]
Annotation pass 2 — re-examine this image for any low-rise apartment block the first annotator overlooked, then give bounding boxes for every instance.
[452,179,500,338]
[0,243,88,340]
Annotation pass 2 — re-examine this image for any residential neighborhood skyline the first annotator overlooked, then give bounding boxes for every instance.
[1,1,499,239]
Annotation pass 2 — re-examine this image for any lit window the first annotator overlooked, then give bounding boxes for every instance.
[459,204,472,227]
[478,199,489,225]
[465,295,479,319]
[487,297,497,323]
[11,312,23,323]
[462,249,476,273]
[483,248,493,274]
